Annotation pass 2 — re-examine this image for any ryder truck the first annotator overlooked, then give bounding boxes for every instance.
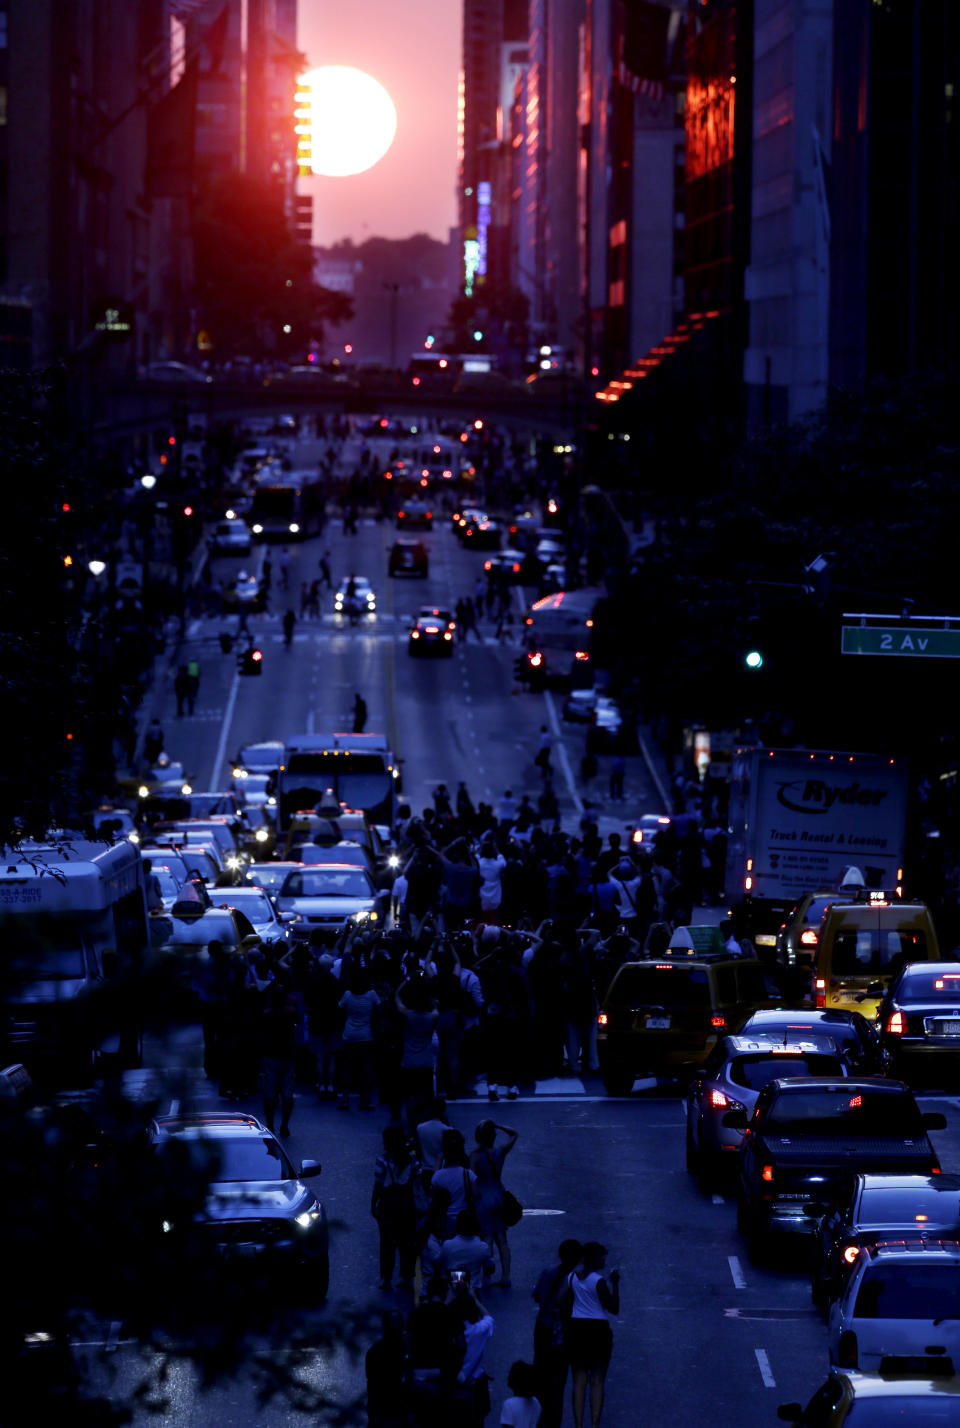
[725,748,909,951]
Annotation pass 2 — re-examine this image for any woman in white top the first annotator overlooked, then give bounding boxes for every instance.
[566,1242,620,1428]
[477,839,507,920]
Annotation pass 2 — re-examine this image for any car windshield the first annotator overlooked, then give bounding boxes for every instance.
[833,928,928,973]
[246,865,299,890]
[144,852,188,882]
[239,744,281,766]
[300,844,365,866]
[899,969,960,1000]
[177,1134,294,1182]
[282,869,372,898]
[860,1187,957,1222]
[729,1053,844,1090]
[155,869,180,898]
[854,1263,960,1320]
[214,891,272,922]
[765,1089,924,1136]
[804,896,838,925]
[609,965,709,1008]
[287,753,387,775]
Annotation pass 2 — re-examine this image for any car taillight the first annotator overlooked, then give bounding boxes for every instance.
[761,1164,774,1182]
[709,1089,729,1109]
[800,929,818,946]
[597,1012,608,1027]
[886,1009,904,1035]
[711,1015,727,1029]
[815,977,826,1010]
[837,1330,858,1368]
[842,1244,859,1266]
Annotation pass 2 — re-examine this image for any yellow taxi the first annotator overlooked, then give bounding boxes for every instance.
[778,1369,960,1425]
[811,891,943,1021]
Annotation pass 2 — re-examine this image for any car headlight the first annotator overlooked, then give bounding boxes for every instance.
[387,854,400,869]
[267,796,276,807]
[226,854,242,869]
[138,785,150,799]
[128,831,140,844]
[232,767,243,779]
[252,523,263,534]
[255,827,269,843]
[295,1201,322,1230]
[181,783,192,795]
[162,1219,174,1234]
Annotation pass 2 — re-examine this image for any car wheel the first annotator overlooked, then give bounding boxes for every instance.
[600,1063,634,1096]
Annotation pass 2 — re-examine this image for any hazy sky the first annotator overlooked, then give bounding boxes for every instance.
[298,1,461,247]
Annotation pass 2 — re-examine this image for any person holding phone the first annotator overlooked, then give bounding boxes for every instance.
[566,1242,619,1428]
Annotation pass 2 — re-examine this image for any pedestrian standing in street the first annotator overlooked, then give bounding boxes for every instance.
[308,579,322,618]
[532,1239,584,1428]
[319,550,332,588]
[174,665,190,717]
[279,547,290,589]
[262,552,273,591]
[337,964,379,1110]
[371,1122,420,1290]
[451,1286,495,1427]
[499,1360,542,1428]
[353,691,368,733]
[299,581,310,619]
[282,608,296,648]
[260,981,297,1136]
[535,726,553,782]
[144,716,164,765]
[469,1119,519,1288]
[365,1309,411,1428]
[429,1131,478,1242]
[395,973,440,1129]
[567,1242,619,1428]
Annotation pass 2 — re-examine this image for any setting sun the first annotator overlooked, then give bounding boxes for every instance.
[298,66,398,178]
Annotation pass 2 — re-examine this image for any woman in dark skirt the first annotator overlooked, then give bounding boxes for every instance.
[565,1242,620,1428]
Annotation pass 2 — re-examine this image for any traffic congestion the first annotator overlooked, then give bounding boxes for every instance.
[7,410,960,1427]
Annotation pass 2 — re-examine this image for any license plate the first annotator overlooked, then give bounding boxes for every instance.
[937,1020,960,1036]
[218,1242,264,1259]
[646,1016,671,1029]
[755,934,776,946]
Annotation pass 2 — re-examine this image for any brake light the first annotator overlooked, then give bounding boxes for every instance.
[709,1089,729,1109]
[744,876,753,892]
[842,1245,859,1266]
[886,1010,904,1035]
[654,964,672,970]
[800,929,818,946]
[711,1015,727,1029]
[761,1164,774,1182]
[837,1330,858,1368]
[815,977,826,1010]
[597,1012,608,1027]
[528,652,543,668]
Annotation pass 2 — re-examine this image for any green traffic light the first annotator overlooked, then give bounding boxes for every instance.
[745,650,764,669]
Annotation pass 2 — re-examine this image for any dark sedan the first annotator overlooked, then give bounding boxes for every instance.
[878,962,960,1085]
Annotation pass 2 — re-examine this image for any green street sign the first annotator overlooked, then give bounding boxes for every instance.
[841,626,960,658]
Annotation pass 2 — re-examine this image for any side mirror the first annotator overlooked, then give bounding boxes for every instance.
[777,1408,802,1424]
[721,1109,748,1130]
[298,1158,322,1177]
[923,1112,947,1131]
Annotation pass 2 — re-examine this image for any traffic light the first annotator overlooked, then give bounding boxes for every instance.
[238,647,263,676]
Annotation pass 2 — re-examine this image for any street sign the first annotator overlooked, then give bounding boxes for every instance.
[841,626,960,658]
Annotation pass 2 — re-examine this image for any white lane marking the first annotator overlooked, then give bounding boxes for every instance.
[520,1208,567,1217]
[728,1256,747,1289]
[208,665,240,791]
[755,1349,776,1388]
[712,1193,725,1206]
[544,689,583,815]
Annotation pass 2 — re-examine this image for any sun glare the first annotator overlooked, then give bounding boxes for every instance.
[300,66,397,178]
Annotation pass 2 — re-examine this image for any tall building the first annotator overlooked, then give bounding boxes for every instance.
[830,0,959,390]
[743,0,833,428]
[460,0,504,299]
[0,0,189,371]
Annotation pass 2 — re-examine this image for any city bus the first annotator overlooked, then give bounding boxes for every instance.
[249,473,325,540]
